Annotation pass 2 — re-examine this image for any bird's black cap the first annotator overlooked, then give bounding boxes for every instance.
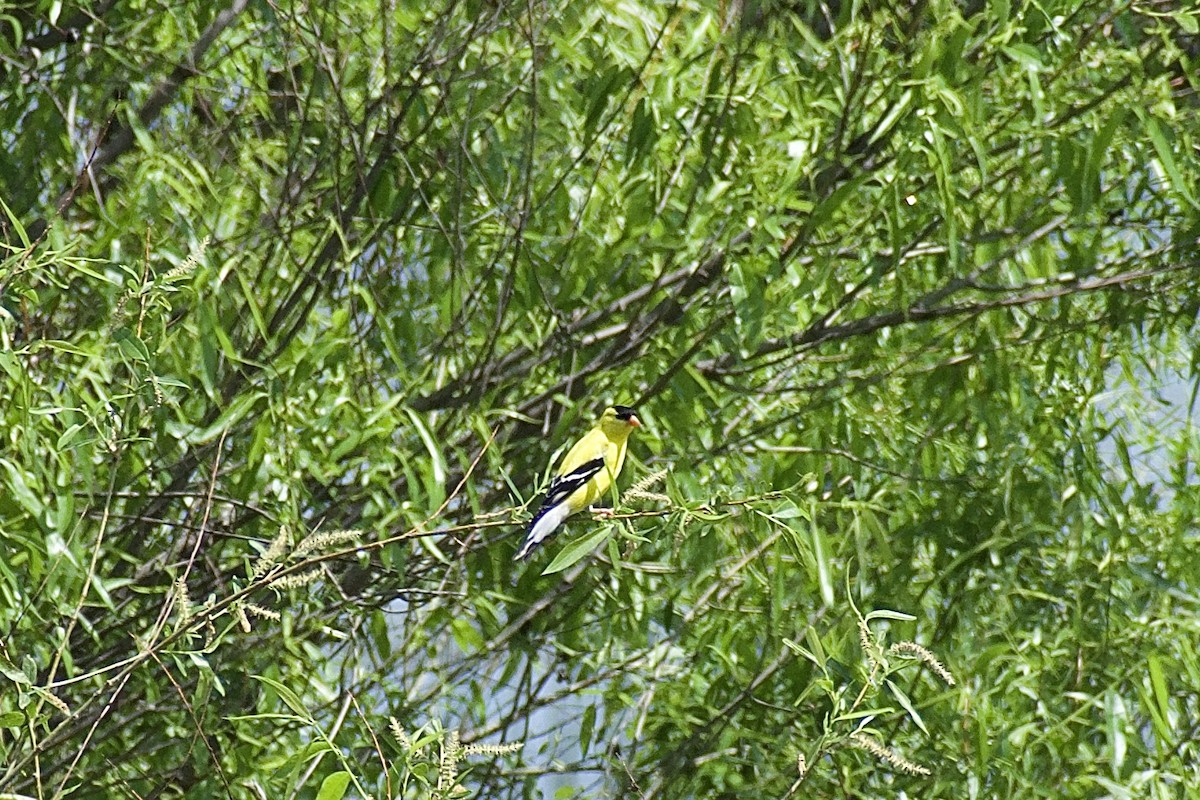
[613,405,638,422]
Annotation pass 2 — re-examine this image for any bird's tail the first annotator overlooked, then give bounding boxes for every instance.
[514,503,571,561]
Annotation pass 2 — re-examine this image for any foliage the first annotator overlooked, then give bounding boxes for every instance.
[2,0,1200,797]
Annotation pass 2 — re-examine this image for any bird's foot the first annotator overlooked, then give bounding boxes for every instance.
[589,506,615,520]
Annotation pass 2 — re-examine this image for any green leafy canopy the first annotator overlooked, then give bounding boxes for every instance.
[2,0,1200,797]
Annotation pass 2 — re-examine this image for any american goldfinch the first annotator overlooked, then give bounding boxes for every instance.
[515,405,642,561]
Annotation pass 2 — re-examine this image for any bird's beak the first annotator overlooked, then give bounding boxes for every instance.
[628,415,642,428]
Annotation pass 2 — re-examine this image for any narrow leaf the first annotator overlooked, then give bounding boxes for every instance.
[886,679,929,736]
[541,525,611,575]
[1105,689,1127,774]
[579,704,596,758]
[810,519,834,606]
[1147,653,1172,732]
[1140,113,1199,209]
[253,675,309,719]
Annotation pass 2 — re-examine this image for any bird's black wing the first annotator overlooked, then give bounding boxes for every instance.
[535,456,606,514]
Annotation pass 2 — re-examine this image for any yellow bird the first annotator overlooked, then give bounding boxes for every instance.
[514,406,642,560]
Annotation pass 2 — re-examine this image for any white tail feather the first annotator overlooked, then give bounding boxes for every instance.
[515,503,572,560]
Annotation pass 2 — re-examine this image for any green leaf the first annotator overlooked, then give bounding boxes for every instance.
[579,704,596,758]
[0,193,30,248]
[804,625,827,667]
[1146,653,1172,733]
[783,638,824,669]
[113,327,151,363]
[583,66,627,134]
[405,407,447,506]
[0,459,44,519]
[1173,10,1198,34]
[810,519,834,607]
[886,679,929,736]
[868,89,912,146]
[626,97,656,164]
[62,258,119,285]
[1082,106,1128,213]
[864,609,916,623]
[186,391,263,444]
[541,525,611,575]
[0,710,24,727]
[56,423,87,450]
[314,771,351,800]
[806,172,869,234]
[0,655,30,685]
[729,263,764,352]
[234,267,271,343]
[253,675,310,719]
[450,618,485,652]
[0,350,23,381]
[89,573,120,612]
[1104,689,1127,774]
[1001,44,1044,71]
[833,707,893,723]
[1138,112,1200,209]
